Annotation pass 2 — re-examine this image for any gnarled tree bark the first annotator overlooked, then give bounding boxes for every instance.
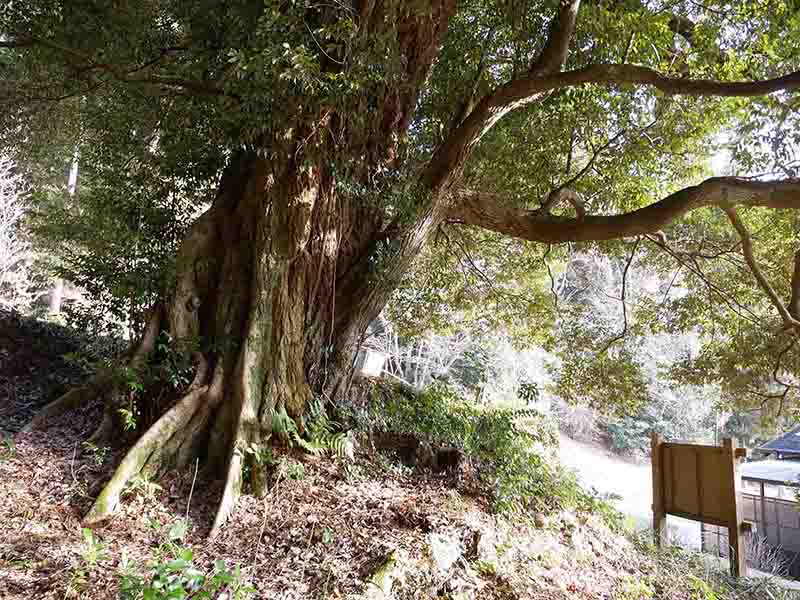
[20,0,800,537]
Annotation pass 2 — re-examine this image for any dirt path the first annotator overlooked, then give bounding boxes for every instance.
[558,434,701,548]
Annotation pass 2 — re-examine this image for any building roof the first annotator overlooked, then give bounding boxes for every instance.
[740,459,800,486]
[757,425,800,455]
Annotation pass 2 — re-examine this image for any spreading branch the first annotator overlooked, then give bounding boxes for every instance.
[424,60,800,189]
[449,177,800,243]
[423,0,582,188]
[724,207,800,330]
[1,35,229,98]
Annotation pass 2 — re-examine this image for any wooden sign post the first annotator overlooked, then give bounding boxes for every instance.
[651,433,747,577]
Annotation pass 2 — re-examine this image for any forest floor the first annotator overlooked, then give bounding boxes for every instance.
[1,308,798,600]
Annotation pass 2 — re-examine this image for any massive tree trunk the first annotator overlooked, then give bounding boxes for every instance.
[21,0,800,537]
[25,0,458,536]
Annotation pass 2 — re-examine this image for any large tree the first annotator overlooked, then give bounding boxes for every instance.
[3,0,800,534]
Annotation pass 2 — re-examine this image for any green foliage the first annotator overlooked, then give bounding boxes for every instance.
[604,390,717,456]
[0,435,16,460]
[79,527,109,566]
[66,528,109,598]
[4,0,800,422]
[243,441,275,469]
[280,457,305,481]
[118,519,255,600]
[302,398,352,459]
[119,407,139,432]
[124,473,163,501]
[82,441,108,466]
[553,347,649,415]
[155,332,197,391]
[516,380,540,405]
[369,380,611,518]
[270,399,351,459]
[341,462,366,483]
[111,333,200,433]
[627,532,796,600]
[321,527,334,545]
[614,575,655,600]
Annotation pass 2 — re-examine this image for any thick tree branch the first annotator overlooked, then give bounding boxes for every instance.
[423,0,581,188]
[448,27,494,131]
[2,35,229,97]
[540,187,585,218]
[724,207,800,330]
[424,61,800,190]
[450,177,800,244]
[790,250,800,319]
[529,0,581,76]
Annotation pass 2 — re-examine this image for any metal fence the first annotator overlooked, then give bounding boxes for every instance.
[701,482,800,578]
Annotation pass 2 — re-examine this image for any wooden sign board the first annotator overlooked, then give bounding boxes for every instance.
[652,434,746,577]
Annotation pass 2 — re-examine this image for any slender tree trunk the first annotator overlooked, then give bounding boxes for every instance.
[48,279,63,314]
[49,150,79,315]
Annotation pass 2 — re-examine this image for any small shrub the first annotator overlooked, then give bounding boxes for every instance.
[342,462,366,483]
[243,441,276,468]
[82,441,108,466]
[66,528,108,598]
[321,527,334,545]
[366,380,597,517]
[282,458,306,481]
[516,379,540,405]
[615,575,654,600]
[78,527,108,565]
[746,533,789,576]
[0,435,16,460]
[271,398,353,459]
[628,531,795,600]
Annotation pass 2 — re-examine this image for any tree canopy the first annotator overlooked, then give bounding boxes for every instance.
[4,0,800,529]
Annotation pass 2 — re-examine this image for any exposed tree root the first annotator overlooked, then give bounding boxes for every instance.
[21,378,108,432]
[23,306,164,434]
[87,410,115,445]
[210,438,245,538]
[84,384,211,525]
[209,318,266,538]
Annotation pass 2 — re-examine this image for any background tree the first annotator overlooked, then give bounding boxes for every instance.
[0,153,32,307]
[3,0,800,534]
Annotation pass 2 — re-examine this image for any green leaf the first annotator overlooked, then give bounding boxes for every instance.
[167,519,189,542]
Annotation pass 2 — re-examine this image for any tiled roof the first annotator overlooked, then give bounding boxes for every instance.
[741,459,800,485]
[758,425,800,454]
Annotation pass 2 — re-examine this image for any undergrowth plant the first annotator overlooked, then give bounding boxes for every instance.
[66,528,109,598]
[123,472,163,501]
[82,440,108,466]
[118,519,255,600]
[628,532,798,600]
[0,434,15,460]
[271,398,352,458]
[360,380,621,522]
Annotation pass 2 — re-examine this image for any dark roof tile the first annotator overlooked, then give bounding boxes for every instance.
[758,425,800,454]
